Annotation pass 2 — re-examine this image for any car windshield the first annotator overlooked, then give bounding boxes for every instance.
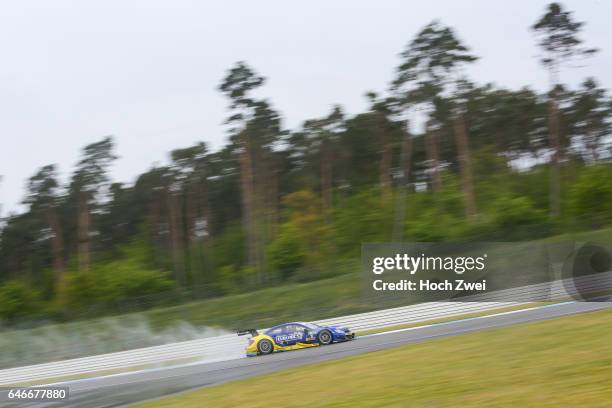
[300,322,320,330]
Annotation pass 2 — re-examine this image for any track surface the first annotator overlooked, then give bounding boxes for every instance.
[3,301,611,408]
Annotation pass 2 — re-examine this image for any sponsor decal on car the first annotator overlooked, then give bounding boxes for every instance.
[275,332,302,342]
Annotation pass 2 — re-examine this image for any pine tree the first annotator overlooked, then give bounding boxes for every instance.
[532,2,597,216]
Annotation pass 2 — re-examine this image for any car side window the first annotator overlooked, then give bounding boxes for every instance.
[266,326,283,336]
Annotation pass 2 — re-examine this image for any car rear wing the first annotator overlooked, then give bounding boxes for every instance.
[237,329,259,337]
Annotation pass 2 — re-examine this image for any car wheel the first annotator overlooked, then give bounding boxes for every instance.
[318,329,333,345]
[257,339,274,355]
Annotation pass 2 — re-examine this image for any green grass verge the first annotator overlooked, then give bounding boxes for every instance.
[143,272,363,330]
[136,307,612,408]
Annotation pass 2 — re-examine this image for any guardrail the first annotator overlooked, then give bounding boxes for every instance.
[1,271,610,385]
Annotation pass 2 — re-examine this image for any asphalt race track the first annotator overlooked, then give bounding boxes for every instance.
[4,301,611,408]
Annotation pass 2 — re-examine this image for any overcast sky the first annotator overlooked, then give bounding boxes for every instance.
[1,0,611,215]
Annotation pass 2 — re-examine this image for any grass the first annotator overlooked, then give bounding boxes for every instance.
[543,227,612,243]
[136,307,612,408]
[143,273,363,331]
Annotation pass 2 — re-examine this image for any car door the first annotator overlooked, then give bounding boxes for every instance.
[284,324,307,346]
[267,325,287,347]
[294,324,311,343]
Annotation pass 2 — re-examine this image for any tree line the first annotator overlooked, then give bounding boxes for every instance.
[1,3,611,322]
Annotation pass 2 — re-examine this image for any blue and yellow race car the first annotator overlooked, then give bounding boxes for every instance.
[238,322,355,356]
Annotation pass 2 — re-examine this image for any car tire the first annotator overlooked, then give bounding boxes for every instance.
[318,329,333,345]
[257,339,274,355]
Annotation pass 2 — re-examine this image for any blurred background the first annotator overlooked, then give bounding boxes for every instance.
[0,1,611,367]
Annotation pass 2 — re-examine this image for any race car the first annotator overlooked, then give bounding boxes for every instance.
[238,321,355,356]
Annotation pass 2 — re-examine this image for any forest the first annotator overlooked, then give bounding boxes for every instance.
[0,3,611,324]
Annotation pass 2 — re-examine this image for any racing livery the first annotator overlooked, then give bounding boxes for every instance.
[238,322,355,356]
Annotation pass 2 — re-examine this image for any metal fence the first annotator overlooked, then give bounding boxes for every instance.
[1,270,610,385]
